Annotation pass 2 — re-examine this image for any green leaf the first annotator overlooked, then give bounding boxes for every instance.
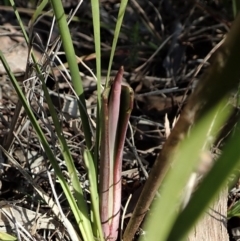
[228,199,240,219]
[0,232,17,241]
[50,0,92,149]
[167,114,240,240]
[142,98,231,241]
[106,0,129,86]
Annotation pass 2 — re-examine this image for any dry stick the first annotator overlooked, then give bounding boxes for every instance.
[123,13,240,241]
[3,100,23,150]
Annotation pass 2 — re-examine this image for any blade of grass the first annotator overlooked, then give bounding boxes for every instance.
[5,1,107,240]
[8,0,29,43]
[0,52,94,241]
[50,0,92,150]
[124,12,240,240]
[40,79,95,240]
[10,1,96,238]
[228,199,240,219]
[29,0,48,26]
[84,149,104,241]
[106,0,129,86]
[3,0,37,151]
[0,146,81,240]
[141,98,231,241]
[167,114,240,241]
[0,232,16,241]
[90,0,102,171]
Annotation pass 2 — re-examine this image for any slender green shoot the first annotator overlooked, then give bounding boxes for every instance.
[142,98,232,241]
[106,0,129,86]
[50,0,92,150]
[90,0,102,171]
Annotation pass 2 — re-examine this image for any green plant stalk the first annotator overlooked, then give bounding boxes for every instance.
[50,0,92,150]
[142,98,232,241]
[29,0,48,26]
[2,3,94,238]
[0,53,89,240]
[106,0,129,86]
[124,12,240,241]
[0,231,16,241]
[228,198,240,218]
[167,114,240,241]
[90,0,102,173]
[84,150,104,241]
[100,67,133,240]
[39,78,95,240]
[9,0,29,42]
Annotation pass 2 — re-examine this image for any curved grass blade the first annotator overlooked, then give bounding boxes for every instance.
[0,53,94,241]
[4,2,96,239]
[124,12,240,241]
[167,114,240,240]
[29,0,48,26]
[141,98,231,241]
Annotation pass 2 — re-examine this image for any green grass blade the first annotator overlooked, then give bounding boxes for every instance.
[141,98,231,241]
[84,149,104,241]
[90,0,102,171]
[167,114,240,241]
[39,81,95,240]
[0,232,17,241]
[90,0,101,91]
[0,52,94,241]
[30,0,49,25]
[5,4,93,238]
[50,0,92,150]
[8,0,29,43]
[228,199,240,219]
[7,2,95,238]
[106,0,129,86]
